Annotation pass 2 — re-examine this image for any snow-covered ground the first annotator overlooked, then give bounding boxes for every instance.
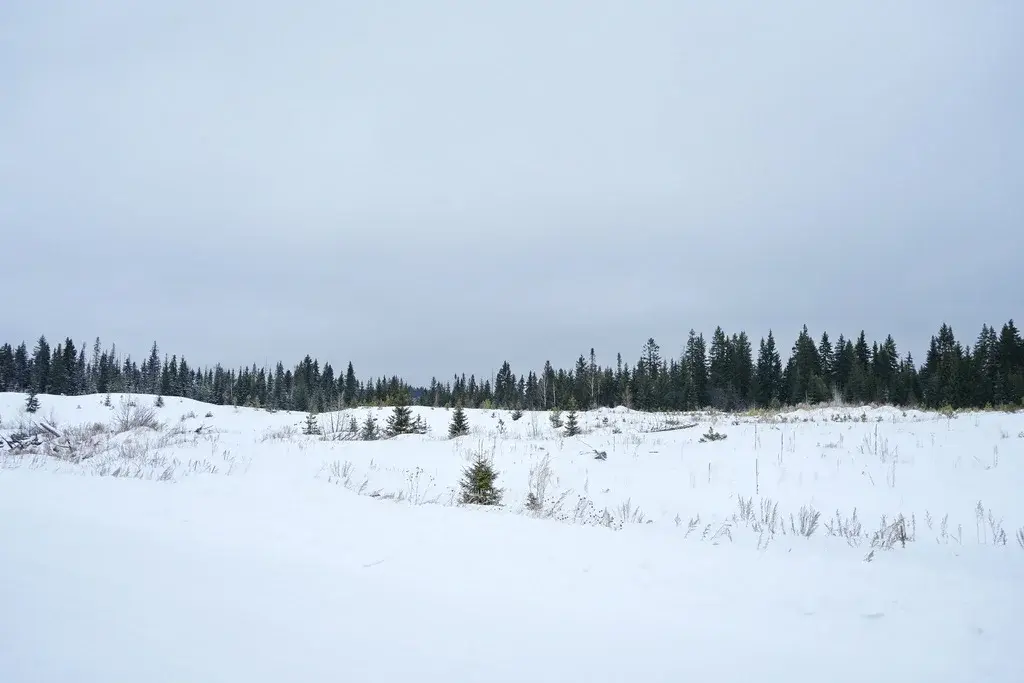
[2,392,1022,682]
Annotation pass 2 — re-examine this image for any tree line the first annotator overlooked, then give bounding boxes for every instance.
[0,319,1021,413]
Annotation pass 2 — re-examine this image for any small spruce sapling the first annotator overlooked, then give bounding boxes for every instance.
[303,412,321,435]
[699,426,727,442]
[511,408,524,421]
[25,391,40,413]
[360,414,379,441]
[459,453,503,506]
[410,414,428,435]
[155,395,165,408]
[448,403,470,438]
[564,398,581,436]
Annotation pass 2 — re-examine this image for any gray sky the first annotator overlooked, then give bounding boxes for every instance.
[2,1,1022,385]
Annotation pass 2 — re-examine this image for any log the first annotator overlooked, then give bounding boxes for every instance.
[38,421,63,438]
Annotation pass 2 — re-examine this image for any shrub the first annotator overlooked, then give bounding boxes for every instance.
[113,400,160,432]
[526,454,553,512]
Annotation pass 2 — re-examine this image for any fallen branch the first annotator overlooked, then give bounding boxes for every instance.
[647,422,699,433]
[1,422,93,461]
[0,432,42,451]
[578,440,609,461]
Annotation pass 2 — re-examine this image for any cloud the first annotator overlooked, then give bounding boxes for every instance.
[2,1,1021,382]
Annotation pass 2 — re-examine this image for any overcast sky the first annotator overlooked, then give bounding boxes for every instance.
[2,1,1021,384]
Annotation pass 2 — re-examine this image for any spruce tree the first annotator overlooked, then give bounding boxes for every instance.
[819,331,835,388]
[360,414,378,440]
[448,402,470,438]
[685,330,709,408]
[730,332,754,408]
[754,331,783,408]
[386,404,413,437]
[32,336,50,394]
[564,397,581,436]
[708,327,734,409]
[25,391,40,413]
[458,453,502,506]
[0,343,12,392]
[155,394,165,408]
[303,412,321,435]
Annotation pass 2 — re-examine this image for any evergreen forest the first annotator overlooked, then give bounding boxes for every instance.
[1,320,1022,413]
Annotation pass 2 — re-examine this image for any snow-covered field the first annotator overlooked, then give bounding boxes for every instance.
[2,392,1022,682]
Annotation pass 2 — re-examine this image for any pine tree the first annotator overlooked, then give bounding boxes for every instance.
[386,404,413,437]
[458,453,503,506]
[154,394,165,408]
[448,402,470,438]
[25,391,40,413]
[511,407,523,421]
[564,397,581,436]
